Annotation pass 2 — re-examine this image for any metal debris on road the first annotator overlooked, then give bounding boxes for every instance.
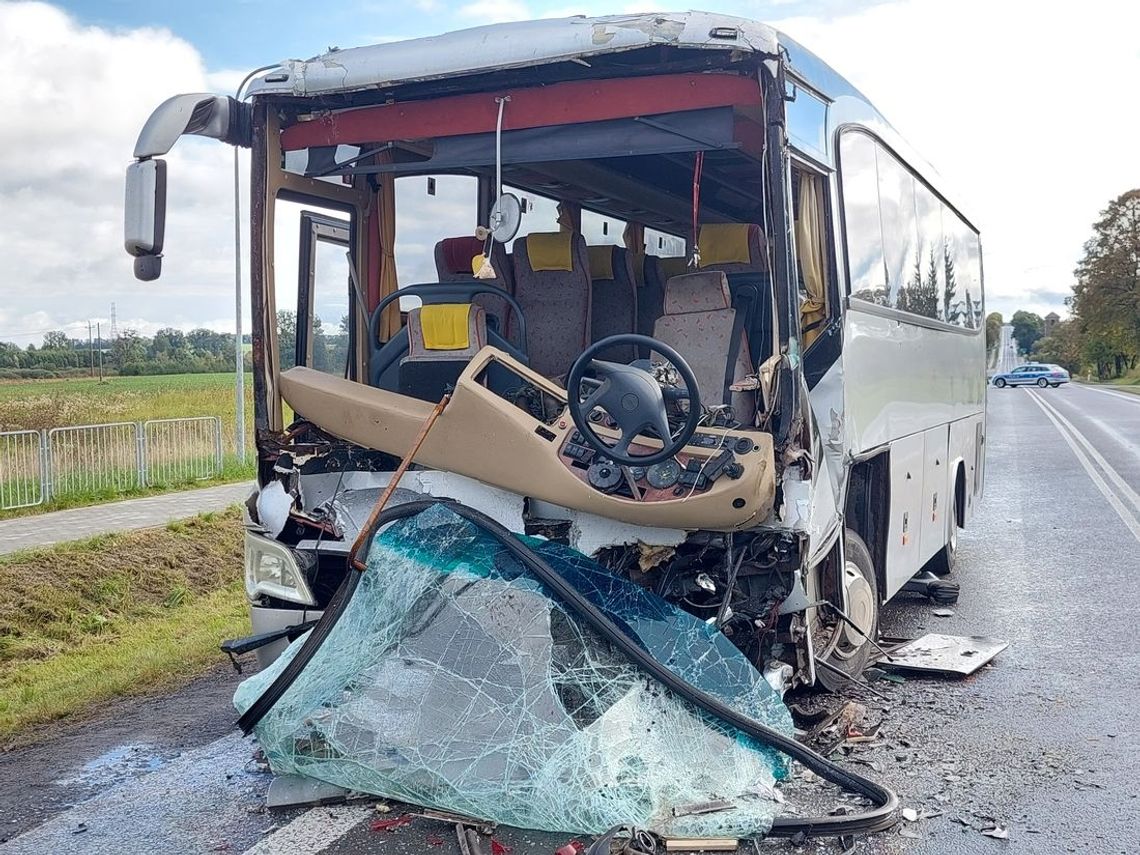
[981,824,1010,839]
[879,634,1009,676]
[932,608,955,617]
[901,807,918,822]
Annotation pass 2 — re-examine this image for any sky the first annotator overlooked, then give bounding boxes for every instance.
[1,0,1138,346]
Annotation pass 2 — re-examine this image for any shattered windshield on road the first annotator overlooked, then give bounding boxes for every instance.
[234,503,793,837]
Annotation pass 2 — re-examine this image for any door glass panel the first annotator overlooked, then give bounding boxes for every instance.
[310,231,351,376]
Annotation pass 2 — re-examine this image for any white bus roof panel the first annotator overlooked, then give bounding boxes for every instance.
[246,12,779,98]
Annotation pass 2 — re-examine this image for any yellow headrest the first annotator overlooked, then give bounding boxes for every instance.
[657,256,690,280]
[525,232,574,272]
[419,304,471,350]
[698,223,753,267]
[587,245,615,280]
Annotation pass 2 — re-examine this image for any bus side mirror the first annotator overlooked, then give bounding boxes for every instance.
[124,158,167,281]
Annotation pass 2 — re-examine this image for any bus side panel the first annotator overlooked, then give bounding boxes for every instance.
[918,424,951,566]
[841,304,986,455]
[885,432,925,599]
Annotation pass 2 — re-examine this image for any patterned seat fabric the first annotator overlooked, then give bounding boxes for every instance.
[638,255,687,339]
[652,271,756,419]
[433,236,514,331]
[509,233,592,379]
[588,245,638,362]
[399,304,488,402]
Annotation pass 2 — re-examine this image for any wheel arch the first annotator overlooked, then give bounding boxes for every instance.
[843,451,890,602]
[953,458,967,530]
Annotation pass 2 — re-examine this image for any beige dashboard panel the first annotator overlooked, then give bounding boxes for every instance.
[278,349,775,531]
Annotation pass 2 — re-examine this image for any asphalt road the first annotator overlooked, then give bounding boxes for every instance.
[3,384,1139,854]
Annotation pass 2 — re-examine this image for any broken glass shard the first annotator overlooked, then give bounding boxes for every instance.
[234,504,793,837]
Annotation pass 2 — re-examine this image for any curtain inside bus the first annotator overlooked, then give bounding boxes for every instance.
[796,173,827,347]
[373,152,400,340]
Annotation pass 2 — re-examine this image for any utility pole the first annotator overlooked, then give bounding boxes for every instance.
[88,321,95,378]
[97,322,105,382]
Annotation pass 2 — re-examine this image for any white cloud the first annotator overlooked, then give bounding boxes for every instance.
[457,0,533,23]
[772,0,1140,319]
[0,2,239,346]
[3,0,1134,351]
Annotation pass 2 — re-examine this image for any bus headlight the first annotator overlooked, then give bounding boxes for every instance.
[244,532,316,606]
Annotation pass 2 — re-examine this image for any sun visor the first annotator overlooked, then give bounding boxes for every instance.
[326,108,738,177]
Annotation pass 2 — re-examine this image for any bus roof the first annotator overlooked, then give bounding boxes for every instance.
[246,12,781,98]
[244,11,970,225]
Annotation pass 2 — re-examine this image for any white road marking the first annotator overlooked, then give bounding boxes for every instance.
[1081,385,1140,405]
[1027,390,1140,544]
[241,805,373,855]
[1029,389,1140,515]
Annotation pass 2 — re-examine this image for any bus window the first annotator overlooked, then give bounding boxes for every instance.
[395,175,479,288]
[272,199,352,377]
[903,180,944,321]
[581,209,624,246]
[786,82,828,161]
[306,217,352,376]
[875,148,917,307]
[841,130,983,328]
[503,185,560,250]
[839,133,887,305]
[645,226,685,258]
[943,205,983,328]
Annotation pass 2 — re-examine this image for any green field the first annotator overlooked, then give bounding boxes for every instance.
[0,372,254,445]
[0,373,257,516]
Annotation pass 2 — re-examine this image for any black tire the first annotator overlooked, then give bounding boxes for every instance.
[817,530,880,691]
[994,377,1006,388]
[927,503,958,576]
[1037,377,1049,387]
[1051,382,1060,388]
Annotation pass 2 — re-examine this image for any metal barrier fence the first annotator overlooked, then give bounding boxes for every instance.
[143,417,223,487]
[48,422,142,498]
[0,417,223,510]
[0,430,46,510]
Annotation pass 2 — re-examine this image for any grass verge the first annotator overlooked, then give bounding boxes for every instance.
[0,508,248,743]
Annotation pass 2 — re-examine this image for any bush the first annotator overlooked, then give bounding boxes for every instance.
[0,368,58,380]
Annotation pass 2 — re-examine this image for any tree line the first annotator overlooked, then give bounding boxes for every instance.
[988,189,1140,381]
[0,328,251,380]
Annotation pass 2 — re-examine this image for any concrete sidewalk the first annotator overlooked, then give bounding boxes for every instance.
[0,482,253,555]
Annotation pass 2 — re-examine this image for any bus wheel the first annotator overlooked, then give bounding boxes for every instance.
[994,377,1006,388]
[928,503,958,576]
[816,530,879,691]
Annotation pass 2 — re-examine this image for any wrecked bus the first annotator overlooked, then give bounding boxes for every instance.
[124,13,985,696]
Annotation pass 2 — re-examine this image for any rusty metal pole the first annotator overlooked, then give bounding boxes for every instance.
[349,392,452,569]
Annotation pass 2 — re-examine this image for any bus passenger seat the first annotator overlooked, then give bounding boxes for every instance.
[510,232,591,379]
[638,255,687,339]
[433,236,514,331]
[652,271,755,418]
[697,223,768,274]
[398,302,488,402]
[587,245,637,362]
